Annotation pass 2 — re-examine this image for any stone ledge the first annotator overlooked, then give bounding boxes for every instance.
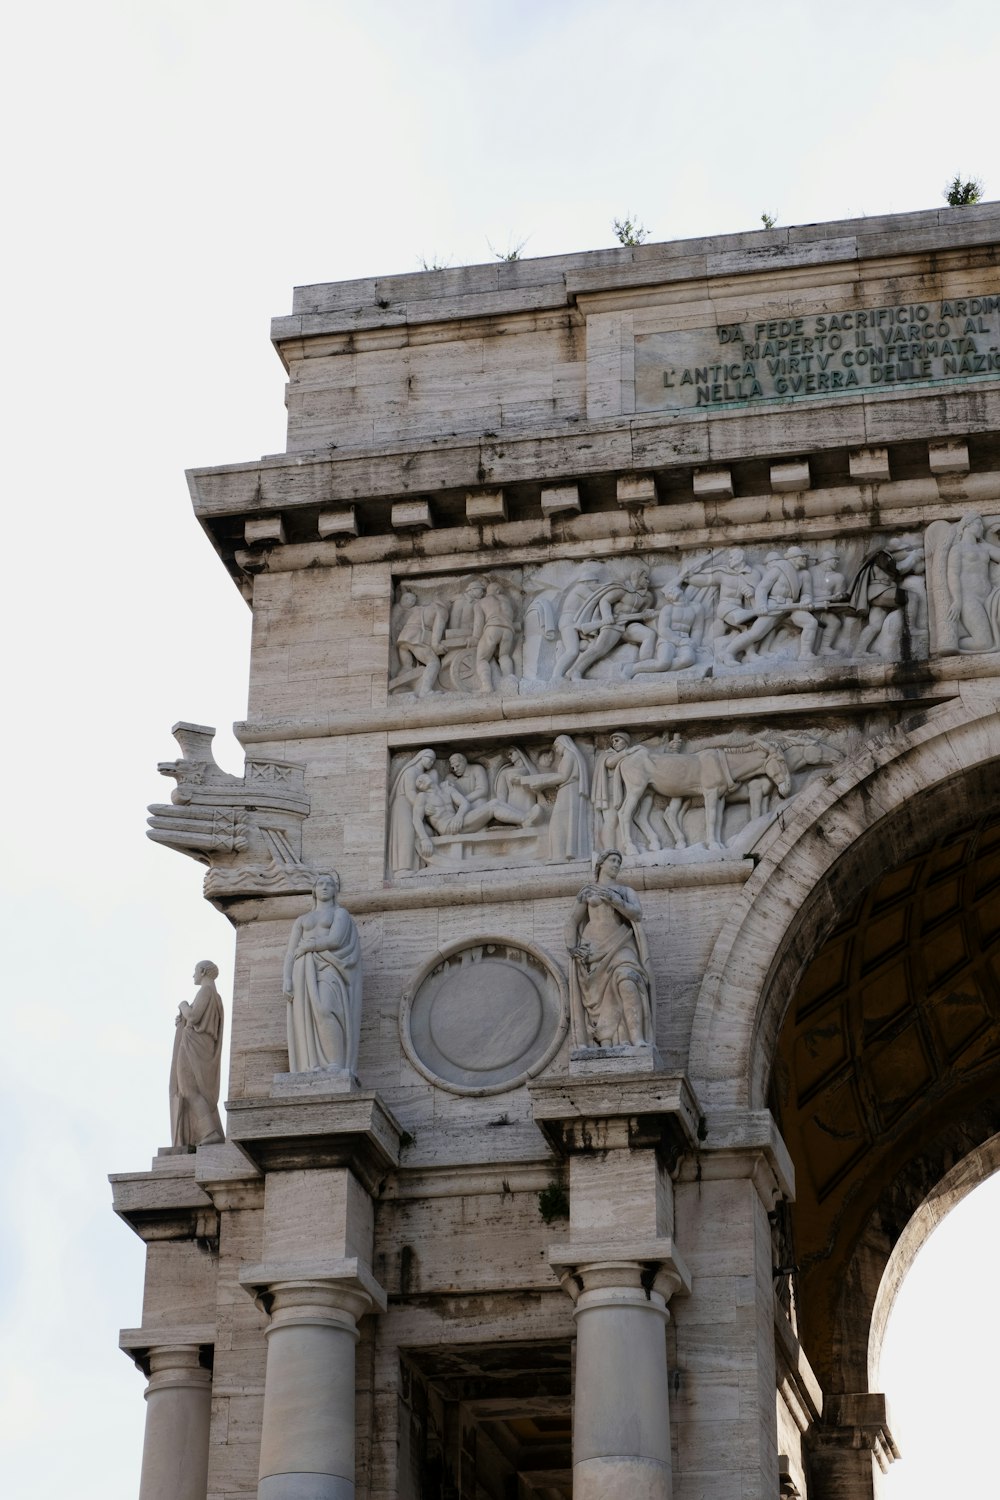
[226,1091,403,1191]
[110,1159,219,1244]
[529,1072,701,1162]
[218,858,755,925]
[233,649,966,746]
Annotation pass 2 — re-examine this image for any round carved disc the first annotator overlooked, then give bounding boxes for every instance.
[402,940,567,1094]
[428,958,544,1071]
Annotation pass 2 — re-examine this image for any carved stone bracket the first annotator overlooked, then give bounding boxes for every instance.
[146,722,312,902]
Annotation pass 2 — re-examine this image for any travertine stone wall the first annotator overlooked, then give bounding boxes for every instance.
[113,205,1000,1500]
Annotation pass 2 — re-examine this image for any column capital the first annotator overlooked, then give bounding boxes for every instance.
[548,1236,691,1304]
[809,1392,900,1474]
[239,1255,387,1320]
[677,1107,795,1206]
[119,1324,216,1378]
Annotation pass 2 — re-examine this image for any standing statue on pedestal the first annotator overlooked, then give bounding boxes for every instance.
[565,850,654,1048]
[283,871,362,1076]
[169,961,225,1150]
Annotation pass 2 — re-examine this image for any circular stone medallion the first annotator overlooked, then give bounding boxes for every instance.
[402,939,567,1094]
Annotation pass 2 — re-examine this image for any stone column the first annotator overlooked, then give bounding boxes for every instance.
[137,1343,213,1500]
[557,1253,687,1500]
[255,1275,377,1500]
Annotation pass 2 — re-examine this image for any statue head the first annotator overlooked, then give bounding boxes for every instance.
[193,959,219,983]
[449,753,468,776]
[727,547,746,568]
[415,773,433,792]
[398,589,417,608]
[417,748,437,771]
[959,512,985,540]
[786,546,808,570]
[465,579,487,599]
[595,848,624,879]
[312,872,341,904]
[609,731,631,751]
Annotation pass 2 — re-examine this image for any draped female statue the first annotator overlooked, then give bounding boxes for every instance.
[282,872,363,1075]
[565,850,654,1048]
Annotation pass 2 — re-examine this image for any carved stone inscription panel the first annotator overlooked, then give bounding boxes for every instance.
[389,535,928,697]
[388,726,856,877]
[401,939,568,1094]
[635,295,1000,412]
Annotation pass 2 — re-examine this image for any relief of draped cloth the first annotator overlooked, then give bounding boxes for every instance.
[287,910,363,1074]
[569,886,654,1047]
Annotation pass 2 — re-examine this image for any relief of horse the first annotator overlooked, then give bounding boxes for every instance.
[615,740,794,852]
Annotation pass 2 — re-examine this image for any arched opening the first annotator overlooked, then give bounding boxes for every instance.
[766,798,1000,1497]
[877,1166,1000,1500]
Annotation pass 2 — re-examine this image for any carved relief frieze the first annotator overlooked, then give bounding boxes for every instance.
[388,535,929,698]
[147,722,312,899]
[387,726,851,878]
[926,511,1000,656]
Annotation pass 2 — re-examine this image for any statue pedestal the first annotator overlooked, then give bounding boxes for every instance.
[271,1068,359,1098]
[569,1044,663,1077]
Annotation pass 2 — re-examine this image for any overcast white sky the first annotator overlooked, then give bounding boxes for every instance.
[3,3,999,1495]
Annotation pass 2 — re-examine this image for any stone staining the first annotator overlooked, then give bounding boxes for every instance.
[387,732,842,875]
[281,872,362,1079]
[387,535,931,699]
[402,939,568,1093]
[147,721,312,899]
[565,850,654,1049]
[168,960,225,1150]
[927,512,1000,655]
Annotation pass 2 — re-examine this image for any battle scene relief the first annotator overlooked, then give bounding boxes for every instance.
[388,532,931,697]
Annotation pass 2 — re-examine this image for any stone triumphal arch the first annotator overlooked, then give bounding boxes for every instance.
[112,204,1000,1500]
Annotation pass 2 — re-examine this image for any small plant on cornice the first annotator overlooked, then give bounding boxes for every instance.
[613,214,650,247]
[417,253,453,271]
[537,1180,570,1224]
[761,210,778,229]
[489,235,528,261]
[944,174,984,207]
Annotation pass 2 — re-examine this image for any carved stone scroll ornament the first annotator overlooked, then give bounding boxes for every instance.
[565,851,655,1049]
[926,511,1000,655]
[281,872,362,1079]
[168,961,225,1151]
[146,722,312,899]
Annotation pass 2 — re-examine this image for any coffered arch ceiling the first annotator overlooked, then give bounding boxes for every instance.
[769,804,1000,1387]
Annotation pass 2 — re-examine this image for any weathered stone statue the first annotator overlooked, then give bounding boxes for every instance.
[565,850,654,1048]
[282,872,362,1076]
[169,961,225,1150]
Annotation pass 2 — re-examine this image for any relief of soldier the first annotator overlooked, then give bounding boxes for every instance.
[387,536,930,696]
